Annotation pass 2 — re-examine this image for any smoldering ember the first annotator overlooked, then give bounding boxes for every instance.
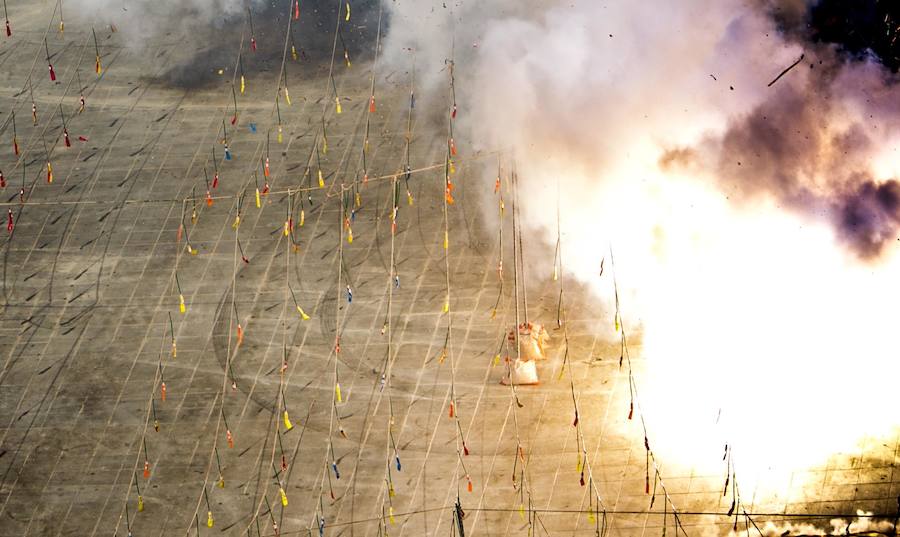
[0,1,898,536]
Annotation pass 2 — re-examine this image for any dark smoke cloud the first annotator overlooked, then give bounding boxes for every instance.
[664,75,900,258]
[659,1,900,259]
[69,0,380,89]
[766,0,900,72]
[836,178,900,257]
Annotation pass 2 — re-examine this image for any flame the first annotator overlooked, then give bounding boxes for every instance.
[534,153,900,496]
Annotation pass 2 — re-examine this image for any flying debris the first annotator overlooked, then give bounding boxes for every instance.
[767,53,805,87]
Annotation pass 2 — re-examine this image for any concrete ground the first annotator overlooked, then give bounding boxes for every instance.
[0,3,898,536]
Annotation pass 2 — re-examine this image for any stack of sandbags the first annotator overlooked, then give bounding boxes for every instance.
[500,322,550,386]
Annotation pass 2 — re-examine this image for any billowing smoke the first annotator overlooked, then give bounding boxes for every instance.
[380,0,900,503]
[663,73,900,258]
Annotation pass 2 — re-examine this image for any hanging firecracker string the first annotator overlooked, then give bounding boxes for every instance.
[317,496,327,533]
[179,210,198,256]
[214,447,225,488]
[175,271,186,313]
[132,472,144,513]
[254,170,261,209]
[330,74,342,114]
[59,105,70,147]
[230,84,239,125]
[282,68,291,106]
[142,439,151,478]
[233,301,244,346]
[288,285,310,321]
[10,111,18,157]
[237,236,249,264]
[124,500,133,537]
[290,20,300,61]
[203,488,214,528]
[211,147,219,188]
[3,0,10,37]
[280,388,294,432]
[338,28,351,68]
[158,361,166,401]
[490,164,504,319]
[45,39,56,81]
[29,81,37,125]
[329,440,340,481]
[606,248,691,531]
[283,190,293,237]
[151,398,159,432]
[275,95,284,143]
[233,191,244,229]
[222,119,232,160]
[247,7,257,52]
[222,409,234,449]
[264,132,271,185]
[203,168,213,207]
[57,0,64,33]
[76,70,86,113]
[239,53,246,95]
[448,58,458,119]
[316,144,326,189]
[92,27,102,75]
[263,495,279,535]
[168,312,177,358]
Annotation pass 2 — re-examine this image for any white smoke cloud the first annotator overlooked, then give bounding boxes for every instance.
[68,0,264,45]
[381,0,900,499]
[731,511,896,537]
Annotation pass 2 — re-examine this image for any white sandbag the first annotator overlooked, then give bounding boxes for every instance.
[500,358,539,386]
[508,322,550,361]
